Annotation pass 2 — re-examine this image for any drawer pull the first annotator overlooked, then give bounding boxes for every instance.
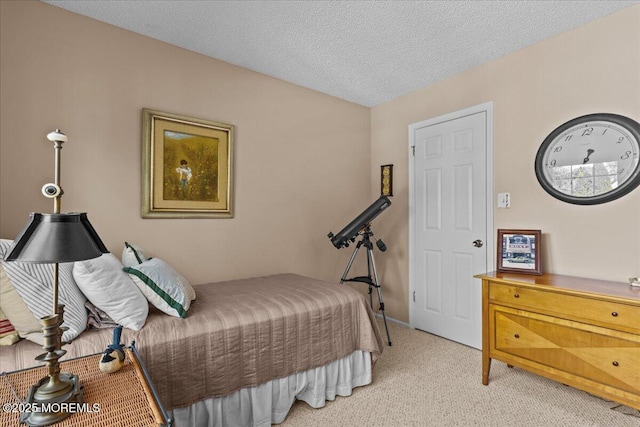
[514,334,520,339]
[513,293,520,298]
[612,361,619,367]
[611,312,618,317]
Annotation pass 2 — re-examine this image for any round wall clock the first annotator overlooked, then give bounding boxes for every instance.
[534,113,640,205]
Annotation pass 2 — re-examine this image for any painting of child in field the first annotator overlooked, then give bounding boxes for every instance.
[176,160,192,188]
[163,130,219,202]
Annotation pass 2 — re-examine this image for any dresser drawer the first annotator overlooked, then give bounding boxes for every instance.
[489,283,640,334]
[492,307,640,395]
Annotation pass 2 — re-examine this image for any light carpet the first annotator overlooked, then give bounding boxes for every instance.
[282,320,640,426]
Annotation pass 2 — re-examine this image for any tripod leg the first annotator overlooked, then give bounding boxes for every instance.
[367,247,392,346]
[365,249,374,309]
[340,242,361,284]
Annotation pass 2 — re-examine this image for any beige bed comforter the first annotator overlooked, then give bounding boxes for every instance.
[0,274,383,409]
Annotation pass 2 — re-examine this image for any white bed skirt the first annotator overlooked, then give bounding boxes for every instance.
[169,350,372,427]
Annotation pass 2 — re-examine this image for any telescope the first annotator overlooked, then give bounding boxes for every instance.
[327,195,391,249]
[327,195,392,346]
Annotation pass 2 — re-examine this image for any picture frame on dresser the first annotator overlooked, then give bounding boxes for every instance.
[496,229,541,275]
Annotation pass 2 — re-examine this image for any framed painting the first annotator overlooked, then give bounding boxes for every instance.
[381,164,393,197]
[496,229,542,275]
[142,109,234,218]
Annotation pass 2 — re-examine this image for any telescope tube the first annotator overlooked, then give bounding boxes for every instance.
[329,196,391,248]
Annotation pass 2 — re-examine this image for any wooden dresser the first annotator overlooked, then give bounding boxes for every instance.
[475,271,640,410]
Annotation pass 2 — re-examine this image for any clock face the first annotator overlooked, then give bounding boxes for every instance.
[535,114,640,205]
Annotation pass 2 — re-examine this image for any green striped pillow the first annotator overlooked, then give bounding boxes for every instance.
[123,258,195,318]
[121,242,149,267]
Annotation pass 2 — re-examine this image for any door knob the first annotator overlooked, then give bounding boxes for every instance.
[472,239,484,248]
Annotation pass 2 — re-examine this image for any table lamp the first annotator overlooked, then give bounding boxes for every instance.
[3,130,108,426]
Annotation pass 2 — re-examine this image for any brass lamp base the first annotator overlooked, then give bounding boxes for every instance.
[19,310,84,426]
[19,373,83,427]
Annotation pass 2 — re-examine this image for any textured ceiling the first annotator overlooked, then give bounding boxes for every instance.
[42,0,638,107]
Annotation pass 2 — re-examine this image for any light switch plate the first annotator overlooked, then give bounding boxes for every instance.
[498,192,510,208]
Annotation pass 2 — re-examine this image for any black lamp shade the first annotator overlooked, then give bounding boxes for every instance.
[4,213,109,263]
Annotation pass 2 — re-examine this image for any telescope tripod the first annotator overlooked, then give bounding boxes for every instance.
[340,226,392,346]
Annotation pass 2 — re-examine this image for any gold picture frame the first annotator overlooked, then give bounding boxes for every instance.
[142,109,234,218]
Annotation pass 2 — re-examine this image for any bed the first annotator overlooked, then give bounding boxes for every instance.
[0,273,384,426]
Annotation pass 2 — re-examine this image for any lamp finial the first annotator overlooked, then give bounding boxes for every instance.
[47,129,67,144]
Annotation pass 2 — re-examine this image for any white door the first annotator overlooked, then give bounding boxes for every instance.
[409,103,493,349]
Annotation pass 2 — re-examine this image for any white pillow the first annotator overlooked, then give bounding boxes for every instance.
[73,253,148,331]
[123,258,195,318]
[0,239,87,344]
[0,263,43,344]
[121,242,150,267]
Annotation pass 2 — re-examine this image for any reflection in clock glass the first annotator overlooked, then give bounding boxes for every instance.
[548,161,624,197]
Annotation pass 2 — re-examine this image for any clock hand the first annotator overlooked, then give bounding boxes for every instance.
[583,149,595,164]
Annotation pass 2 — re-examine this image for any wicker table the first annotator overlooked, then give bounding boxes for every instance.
[1,345,169,426]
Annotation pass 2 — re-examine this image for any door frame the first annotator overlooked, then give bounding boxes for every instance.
[408,101,495,329]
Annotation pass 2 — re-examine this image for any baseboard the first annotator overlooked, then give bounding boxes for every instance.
[373,313,409,328]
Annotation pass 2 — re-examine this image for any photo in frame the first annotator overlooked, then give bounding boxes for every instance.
[496,229,541,275]
[142,109,234,218]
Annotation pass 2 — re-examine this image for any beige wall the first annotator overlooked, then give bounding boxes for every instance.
[0,1,371,285]
[371,5,640,323]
